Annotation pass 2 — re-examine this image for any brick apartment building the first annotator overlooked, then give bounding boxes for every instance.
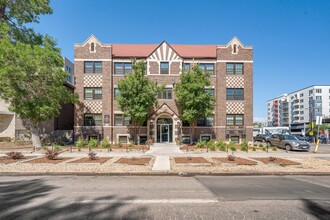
[74,35,253,144]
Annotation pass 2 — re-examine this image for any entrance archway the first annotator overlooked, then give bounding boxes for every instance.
[156,116,173,143]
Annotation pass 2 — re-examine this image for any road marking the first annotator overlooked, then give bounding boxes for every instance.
[70,199,219,204]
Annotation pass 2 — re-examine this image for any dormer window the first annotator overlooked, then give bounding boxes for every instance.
[233,44,238,54]
[90,42,95,52]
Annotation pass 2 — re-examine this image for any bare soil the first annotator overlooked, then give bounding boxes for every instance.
[24,157,73,164]
[70,157,111,164]
[213,157,257,165]
[115,157,152,165]
[253,157,301,166]
[0,156,34,164]
[0,142,33,151]
[174,157,210,164]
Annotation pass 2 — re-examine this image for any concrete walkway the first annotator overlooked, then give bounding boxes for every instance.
[145,143,183,156]
[152,156,170,171]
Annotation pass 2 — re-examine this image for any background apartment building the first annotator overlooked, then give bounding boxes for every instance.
[0,58,74,141]
[74,35,253,144]
[267,85,330,134]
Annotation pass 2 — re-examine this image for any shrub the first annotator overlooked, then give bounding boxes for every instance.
[272,147,277,151]
[252,147,257,151]
[217,139,227,151]
[258,143,263,148]
[229,141,237,152]
[147,139,153,146]
[196,140,206,148]
[45,149,62,160]
[227,155,236,161]
[254,144,257,147]
[76,138,87,151]
[100,138,111,152]
[207,139,216,151]
[262,147,266,151]
[240,140,248,152]
[117,141,123,148]
[129,141,134,148]
[52,145,61,151]
[6,152,24,160]
[88,152,97,160]
[88,139,98,152]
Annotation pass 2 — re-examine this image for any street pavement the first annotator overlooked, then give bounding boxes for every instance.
[0,175,329,219]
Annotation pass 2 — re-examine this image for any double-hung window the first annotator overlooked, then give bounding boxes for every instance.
[84,114,102,126]
[84,61,102,73]
[160,62,169,74]
[158,88,172,99]
[226,114,244,126]
[114,63,132,75]
[198,63,214,75]
[197,115,214,127]
[226,88,244,100]
[84,87,102,100]
[114,114,131,126]
[205,88,215,96]
[226,63,243,75]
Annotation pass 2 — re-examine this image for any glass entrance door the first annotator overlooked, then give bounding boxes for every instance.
[160,124,169,142]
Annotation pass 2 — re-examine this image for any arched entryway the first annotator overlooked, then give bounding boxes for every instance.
[156,116,173,143]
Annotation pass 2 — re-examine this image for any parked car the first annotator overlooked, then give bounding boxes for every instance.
[293,135,308,142]
[267,134,310,152]
[253,134,270,142]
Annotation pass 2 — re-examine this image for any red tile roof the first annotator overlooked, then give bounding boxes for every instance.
[112,43,217,58]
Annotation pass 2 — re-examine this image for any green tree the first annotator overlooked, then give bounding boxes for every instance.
[117,60,160,144]
[174,65,215,144]
[0,0,52,44]
[0,25,78,149]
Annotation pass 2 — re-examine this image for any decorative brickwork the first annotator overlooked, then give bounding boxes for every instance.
[226,76,244,88]
[84,75,102,87]
[84,101,102,113]
[226,101,244,114]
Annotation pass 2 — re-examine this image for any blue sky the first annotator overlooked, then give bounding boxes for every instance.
[31,0,330,121]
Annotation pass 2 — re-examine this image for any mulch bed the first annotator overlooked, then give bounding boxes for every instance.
[253,157,301,166]
[70,157,111,164]
[62,145,150,152]
[0,156,34,164]
[174,157,210,164]
[213,157,257,165]
[24,157,73,164]
[115,157,151,165]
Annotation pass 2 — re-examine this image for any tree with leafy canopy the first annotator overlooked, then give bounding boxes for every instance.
[0,0,78,150]
[117,61,161,144]
[0,0,52,44]
[174,64,215,144]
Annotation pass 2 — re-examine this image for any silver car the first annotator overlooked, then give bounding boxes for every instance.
[267,134,310,152]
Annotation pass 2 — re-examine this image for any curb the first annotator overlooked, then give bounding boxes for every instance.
[1,171,330,177]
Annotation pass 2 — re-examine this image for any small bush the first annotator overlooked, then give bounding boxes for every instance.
[229,141,237,152]
[88,152,97,160]
[76,138,87,151]
[240,140,248,152]
[52,145,61,151]
[207,139,216,151]
[129,141,134,148]
[88,139,98,151]
[262,147,266,151]
[196,140,206,148]
[252,147,257,151]
[227,155,236,161]
[217,139,227,151]
[45,149,62,160]
[117,141,123,148]
[254,144,257,147]
[100,138,110,148]
[6,152,24,160]
[272,147,277,151]
[147,139,153,146]
[258,143,263,148]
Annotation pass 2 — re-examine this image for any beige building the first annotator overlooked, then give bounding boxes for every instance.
[74,35,253,144]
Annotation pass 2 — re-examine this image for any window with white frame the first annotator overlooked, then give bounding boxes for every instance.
[316,89,322,93]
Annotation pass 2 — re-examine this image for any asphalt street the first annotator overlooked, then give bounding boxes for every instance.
[0,175,329,219]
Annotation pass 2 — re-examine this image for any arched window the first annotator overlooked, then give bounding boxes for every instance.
[233,44,237,54]
[90,42,95,52]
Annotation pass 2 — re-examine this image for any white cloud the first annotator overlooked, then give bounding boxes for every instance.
[253,117,267,123]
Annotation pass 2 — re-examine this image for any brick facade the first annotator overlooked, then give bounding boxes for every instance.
[74,36,253,144]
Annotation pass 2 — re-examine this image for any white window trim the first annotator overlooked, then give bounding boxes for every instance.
[117,134,129,143]
[200,134,212,140]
